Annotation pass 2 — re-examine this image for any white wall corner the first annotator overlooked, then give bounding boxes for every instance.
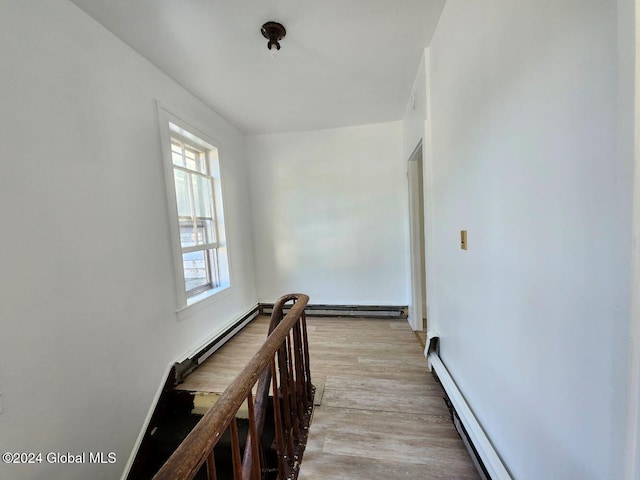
[625,0,640,478]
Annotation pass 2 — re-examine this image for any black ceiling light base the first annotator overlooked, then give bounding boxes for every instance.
[261,21,286,51]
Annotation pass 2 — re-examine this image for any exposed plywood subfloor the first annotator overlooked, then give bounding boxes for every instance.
[177,315,480,479]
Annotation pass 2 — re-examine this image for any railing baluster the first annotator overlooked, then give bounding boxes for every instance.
[206,451,217,480]
[301,312,313,402]
[286,331,300,442]
[245,390,261,480]
[293,320,306,415]
[151,293,311,480]
[271,358,287,477]
[230,418,242,479]
[242,368,270,480]
[280,342,295,460]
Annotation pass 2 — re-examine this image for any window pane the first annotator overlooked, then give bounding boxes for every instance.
[179,218,196,247]
[191,174,213,218]
[208,248,220,287]
[172,139,206,174]
[171,141,185,167]
[173,169,191,217]
[183,250,211,293]
[198,219,216,244]
[184,146,200,171]
[187,219,216,246]
[166,125,229,302]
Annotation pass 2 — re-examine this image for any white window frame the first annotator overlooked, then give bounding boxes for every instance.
[157,105,231,311]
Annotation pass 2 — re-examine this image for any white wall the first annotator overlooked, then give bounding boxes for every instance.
[426,1,631,479]
[623,0,639,476]
[246,123,410,305]
[0,2,257,479]
[402,51,428,160]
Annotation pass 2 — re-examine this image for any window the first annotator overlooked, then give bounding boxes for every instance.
[159,109,230,308]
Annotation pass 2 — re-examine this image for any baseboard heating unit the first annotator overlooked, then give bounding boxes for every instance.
[259,303,407,319]
[426,334,512,480]
[174,306,260,383]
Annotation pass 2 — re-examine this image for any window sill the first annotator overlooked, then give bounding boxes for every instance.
[176,284,231,321]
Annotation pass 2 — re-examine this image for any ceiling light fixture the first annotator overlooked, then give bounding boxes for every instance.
[261,21,286,57]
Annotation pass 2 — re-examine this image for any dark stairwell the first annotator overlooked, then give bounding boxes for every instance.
[126,294,314,480]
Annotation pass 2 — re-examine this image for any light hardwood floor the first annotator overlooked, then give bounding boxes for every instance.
[176,316,272,394]
[177,315,480,479]
[300,317,480,480]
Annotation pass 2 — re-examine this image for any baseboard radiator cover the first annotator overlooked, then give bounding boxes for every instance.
[259,303,408,319]
[428,351,513,480]
[174,306,260,383]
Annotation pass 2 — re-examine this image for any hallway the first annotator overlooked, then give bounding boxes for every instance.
[177,315,480,479]
[299,317,479,480]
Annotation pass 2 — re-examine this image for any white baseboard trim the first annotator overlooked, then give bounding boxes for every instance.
[428,352,513,480]
[119,361,175,480]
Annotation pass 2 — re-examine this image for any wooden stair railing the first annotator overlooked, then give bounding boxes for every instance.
[152,293,314,480]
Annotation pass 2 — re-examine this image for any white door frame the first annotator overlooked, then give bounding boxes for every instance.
[407,141,425,331]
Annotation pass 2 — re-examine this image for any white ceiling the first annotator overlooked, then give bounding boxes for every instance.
[69,0,445,134]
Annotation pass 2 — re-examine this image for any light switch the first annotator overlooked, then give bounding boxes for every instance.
[460,230,467,250]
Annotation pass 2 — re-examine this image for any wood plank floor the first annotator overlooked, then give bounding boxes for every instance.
[176,316,272,394]
[177,315,480,480]
[300,317,480,480]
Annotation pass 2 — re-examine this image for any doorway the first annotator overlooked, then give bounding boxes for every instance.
[407,142,427,332]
